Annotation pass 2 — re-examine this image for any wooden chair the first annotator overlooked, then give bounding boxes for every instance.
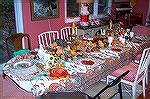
[107,47,150,98]
[38,31,59,48]
[60,26,77,41]
[40,71,129,99]
[4,33,31,59]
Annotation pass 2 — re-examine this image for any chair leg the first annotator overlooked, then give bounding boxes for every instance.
[146,70,148,85]
[142,78,146,97]
[106,76,109,84]
[118,83,123,99]
[97,96,100,99]
[132,86,136,99]
[3,71,6,79]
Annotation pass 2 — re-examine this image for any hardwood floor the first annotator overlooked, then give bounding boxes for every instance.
[137,67,150,99]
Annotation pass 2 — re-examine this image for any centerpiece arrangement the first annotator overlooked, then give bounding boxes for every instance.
[91,21,128,47]
[37,39,84,69]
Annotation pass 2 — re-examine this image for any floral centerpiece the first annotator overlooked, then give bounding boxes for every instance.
[43,40,84,69]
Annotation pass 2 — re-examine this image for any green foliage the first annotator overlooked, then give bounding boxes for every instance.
[3,0,13,10]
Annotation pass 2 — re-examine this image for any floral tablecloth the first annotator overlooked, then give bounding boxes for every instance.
[3,36,150,96]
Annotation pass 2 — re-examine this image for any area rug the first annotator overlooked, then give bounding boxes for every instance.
[85,80,143,99]
[0,75,35,99]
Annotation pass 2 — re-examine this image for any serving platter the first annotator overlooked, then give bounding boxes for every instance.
[49,68,68,78]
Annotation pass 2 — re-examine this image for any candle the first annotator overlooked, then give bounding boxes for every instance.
[72,22,76,35]
[109,20,112,29]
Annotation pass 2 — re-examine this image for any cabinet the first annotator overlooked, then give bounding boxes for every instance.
[114,0,143,28]
[114,0,131,19]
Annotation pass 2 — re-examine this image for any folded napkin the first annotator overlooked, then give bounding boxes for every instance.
[127,41,140,51]
[100,49,119,58]
[64,62,87,73]
[90,52,107,59]
[13,49,30,57]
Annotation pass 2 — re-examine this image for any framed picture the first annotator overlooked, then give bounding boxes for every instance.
[30,0,59,21]
[114,0,129,2]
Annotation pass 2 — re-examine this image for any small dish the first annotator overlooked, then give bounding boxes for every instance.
[74,58,104,69]
[111,48,122,52]
[81,60,95,65]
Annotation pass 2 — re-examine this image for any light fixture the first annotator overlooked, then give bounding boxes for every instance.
[76,0,93,27]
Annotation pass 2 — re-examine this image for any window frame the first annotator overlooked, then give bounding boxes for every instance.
[65,0,112,23]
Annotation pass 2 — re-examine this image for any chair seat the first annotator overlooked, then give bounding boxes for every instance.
[4,33,31,59]
[107,47,150,98]
[135,54,142,60]
[134,54,142,64]
[85,81,118,98]
[132,25,150,36]
[111,62,139,82]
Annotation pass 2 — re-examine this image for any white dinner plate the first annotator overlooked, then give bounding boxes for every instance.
[13,61,32,69]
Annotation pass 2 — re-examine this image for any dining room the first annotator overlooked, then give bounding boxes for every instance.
[1,0,150,99]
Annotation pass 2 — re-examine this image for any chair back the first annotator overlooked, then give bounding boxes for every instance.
[135,47,150,83]
[93,70,129,99]
[4,33,31,59]
[40,91,91,99]
[132,25,150,36]
[60,26,77,41]
[38,31,59,47]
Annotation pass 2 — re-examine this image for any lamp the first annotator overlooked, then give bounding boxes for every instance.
[76,0,93,27]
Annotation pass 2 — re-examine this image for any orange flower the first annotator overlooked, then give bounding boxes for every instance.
[70,50,76,57]
[50,51,56,55]
[76,45,81,50]
[51,42,58,48]
[60,54,65,59]
[56,46,63,55]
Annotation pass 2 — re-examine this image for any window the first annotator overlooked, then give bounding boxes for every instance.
[65,0,112,23]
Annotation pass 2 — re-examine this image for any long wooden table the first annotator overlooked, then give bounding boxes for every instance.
[3,34,150,96]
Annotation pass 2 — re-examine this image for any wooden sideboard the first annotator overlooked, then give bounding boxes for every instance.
[77,23,118,38]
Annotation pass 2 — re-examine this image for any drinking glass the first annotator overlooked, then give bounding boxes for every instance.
[108,36,113,47]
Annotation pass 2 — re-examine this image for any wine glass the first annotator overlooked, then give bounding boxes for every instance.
[130,32,134,38]
[108,36,113,47]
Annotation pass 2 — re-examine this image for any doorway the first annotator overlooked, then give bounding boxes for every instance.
[0,0,16,63]
[146,0,150,26]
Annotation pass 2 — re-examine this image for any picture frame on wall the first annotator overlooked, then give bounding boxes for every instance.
[30,0,59,21]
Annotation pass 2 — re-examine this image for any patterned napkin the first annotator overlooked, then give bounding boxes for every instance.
[100,49,120,58]
[64,62,87,73]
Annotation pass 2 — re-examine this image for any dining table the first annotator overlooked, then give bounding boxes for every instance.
[3,33,150,96]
